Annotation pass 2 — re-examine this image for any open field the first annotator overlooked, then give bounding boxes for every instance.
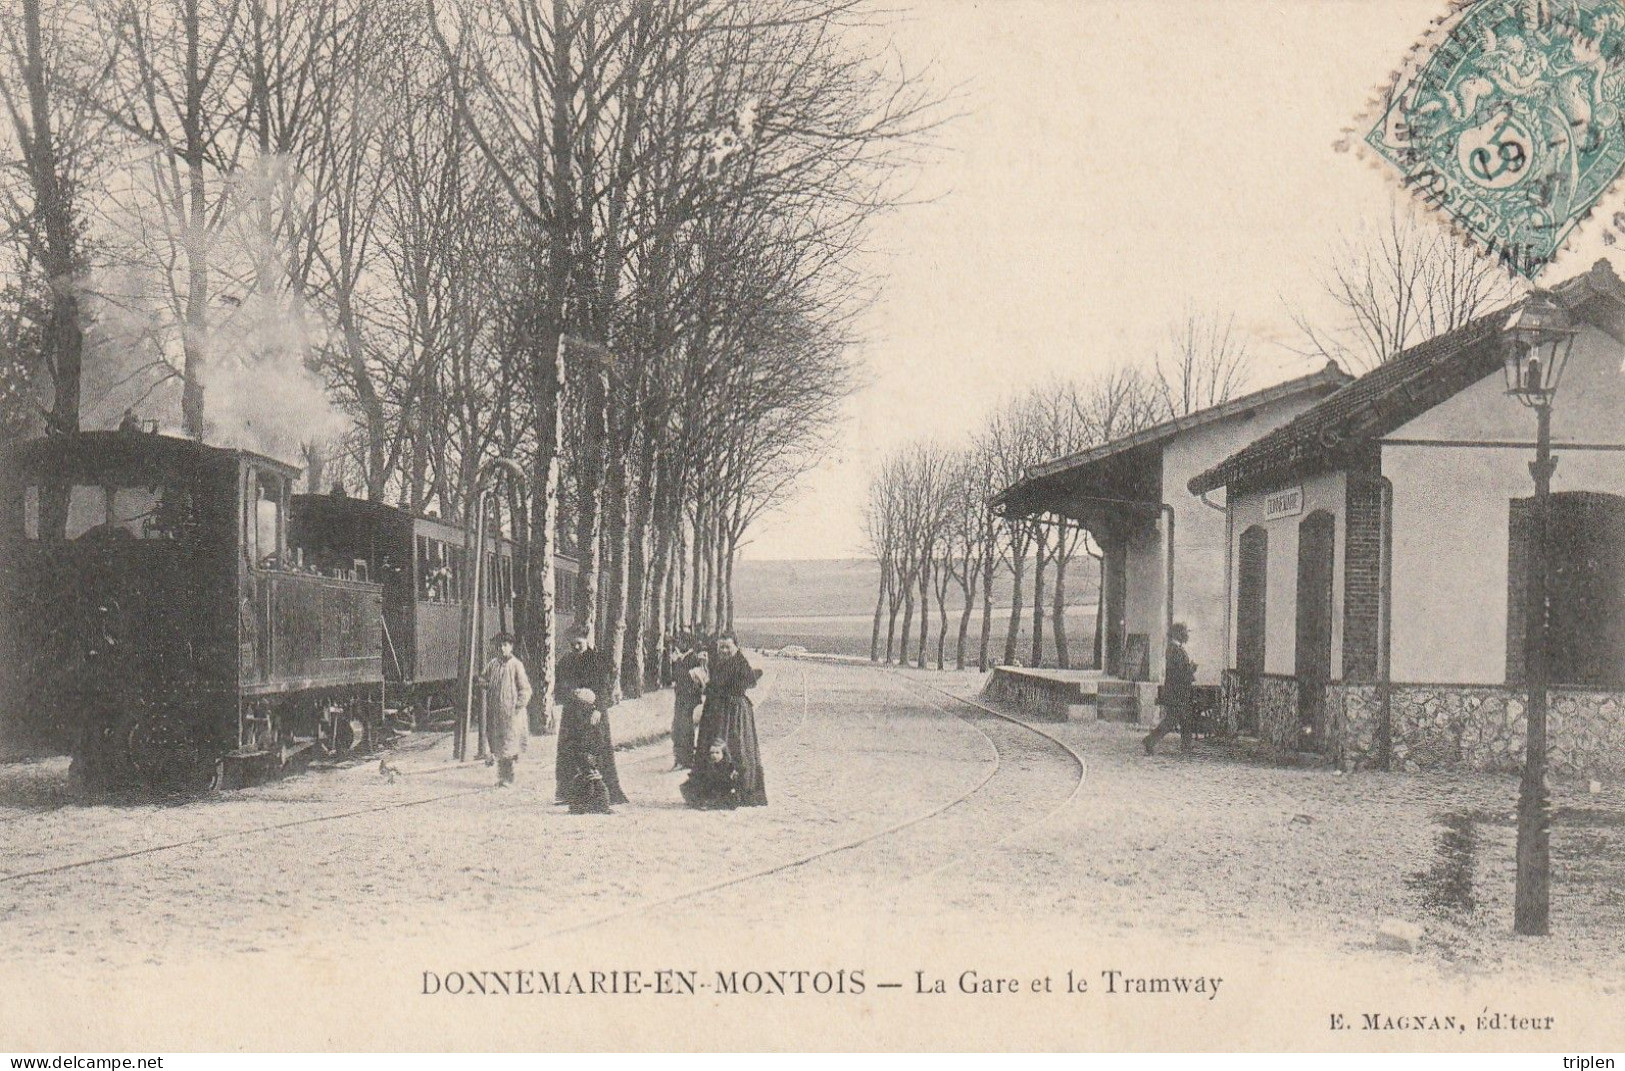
[736,606,1099,665]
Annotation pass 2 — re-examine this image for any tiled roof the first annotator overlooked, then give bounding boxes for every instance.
[992,364,1351,517]
[1185,309,1515,494]
[1187,259,1625,496]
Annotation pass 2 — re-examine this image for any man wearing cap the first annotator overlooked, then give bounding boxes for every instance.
[554,625,627,808]
[479,632,533,786]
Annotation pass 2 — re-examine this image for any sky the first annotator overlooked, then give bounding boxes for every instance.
[738,0,1617,561]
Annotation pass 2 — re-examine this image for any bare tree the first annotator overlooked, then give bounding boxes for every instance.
[99,0,250,438]
[1290,205,1515,373]
[0,0,107,446]
[1155,309,1252,418]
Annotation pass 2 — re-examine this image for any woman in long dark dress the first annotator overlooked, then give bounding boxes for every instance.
[555,626,628,809]
[681,634,766,808]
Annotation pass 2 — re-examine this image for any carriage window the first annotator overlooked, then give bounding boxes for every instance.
[251,473,283,567]
[66,485,108,539]
[111,486,165,539]
[420,538,450,602]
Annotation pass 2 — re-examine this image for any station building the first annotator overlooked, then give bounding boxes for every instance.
[991,364,1350,721]
[1188,260,1625,777]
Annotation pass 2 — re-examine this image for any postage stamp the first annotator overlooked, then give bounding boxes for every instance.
[1364,0,1625,278]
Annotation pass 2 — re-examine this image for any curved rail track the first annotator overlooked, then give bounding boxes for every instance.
[2,660,1086,945]
[0,665,810,885]
[522,665,1087,943]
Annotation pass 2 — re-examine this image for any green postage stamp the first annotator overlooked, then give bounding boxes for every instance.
[1366,0,1625,277]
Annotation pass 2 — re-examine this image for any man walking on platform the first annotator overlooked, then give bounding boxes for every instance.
[1143,622,1197,755]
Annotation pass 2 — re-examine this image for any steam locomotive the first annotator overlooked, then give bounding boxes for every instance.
[0,430,577,791]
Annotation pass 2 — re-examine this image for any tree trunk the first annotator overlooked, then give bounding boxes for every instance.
[644,453,675,688]
[514,0,574,734]
[673,514,687,632]
[915,554,930,669]
[869,554,888,662]
[577,366,608,643]
[20,0,81,442]
[1052,545,1071,669]
[519,329,565,736]
[724,528,738,631]
[179,0,210,440]
[1031,525,1048,668]
[718,516,731,633]
[689,496,704,630]
[622,435,651,697]
[898,580,915,667]
[604,419,632,702]
[1003,534,1026,665]
[935,581,948,670]
[979,551,995,672]
[956,576,975,671]
[885,562,903,662]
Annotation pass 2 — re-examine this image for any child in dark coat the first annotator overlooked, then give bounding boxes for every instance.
[680,740,741,810]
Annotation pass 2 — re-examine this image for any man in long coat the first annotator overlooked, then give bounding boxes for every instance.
[1143,622,1197,755]
[555,625,628,808]
[480,633,533,786]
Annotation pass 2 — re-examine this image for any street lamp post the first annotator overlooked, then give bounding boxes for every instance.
[1500,290,1577,937]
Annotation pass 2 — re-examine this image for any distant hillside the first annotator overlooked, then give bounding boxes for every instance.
[732,558,1100,620]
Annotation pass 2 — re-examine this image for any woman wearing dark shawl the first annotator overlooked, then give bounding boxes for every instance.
[681,634,767,808]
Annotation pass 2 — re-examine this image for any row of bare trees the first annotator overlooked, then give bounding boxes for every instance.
[866,364,1162,672]
[866,312,1276,672]
[863,204,1518,674]
[0,0,938,711]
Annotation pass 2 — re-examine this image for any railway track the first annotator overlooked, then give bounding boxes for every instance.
[2,660,1081,943]
[521,665,1086,943]
[0,784,493,886]
[0,668,807,885]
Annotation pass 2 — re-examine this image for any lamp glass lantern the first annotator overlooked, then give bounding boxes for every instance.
[1502,292,1577,408]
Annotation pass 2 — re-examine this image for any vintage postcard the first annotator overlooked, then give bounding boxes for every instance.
[1,0,1624,1055]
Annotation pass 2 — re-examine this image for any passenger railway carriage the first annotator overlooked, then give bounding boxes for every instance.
[290,493,579,721]
[0,430,577,791]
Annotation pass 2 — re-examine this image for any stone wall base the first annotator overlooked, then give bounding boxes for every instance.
[1222,670,1625,778]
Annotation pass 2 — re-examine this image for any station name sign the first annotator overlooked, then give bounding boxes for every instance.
[1263,486,1303,521]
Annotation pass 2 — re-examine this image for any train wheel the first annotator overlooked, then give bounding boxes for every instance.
[122,706,220,794]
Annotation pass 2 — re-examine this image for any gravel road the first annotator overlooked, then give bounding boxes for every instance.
[1,657,1619,1049]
